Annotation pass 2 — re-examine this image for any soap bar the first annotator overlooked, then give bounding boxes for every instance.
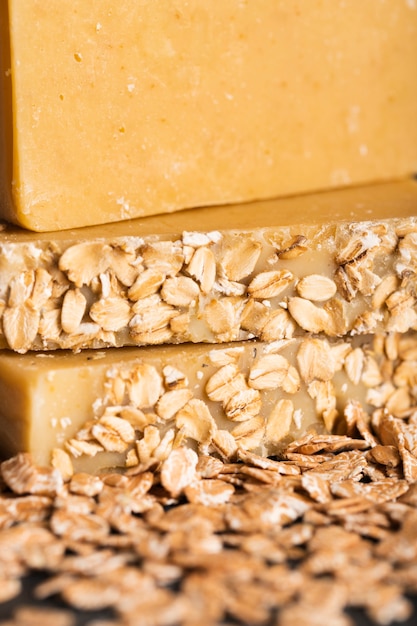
[0,331,405,472]
[1,180,417,353]
[1,1,417,231]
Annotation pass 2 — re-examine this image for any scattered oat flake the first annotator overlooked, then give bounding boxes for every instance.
[160,447,198,498]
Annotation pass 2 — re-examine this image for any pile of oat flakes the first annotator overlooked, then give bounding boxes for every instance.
[2,397,417,626]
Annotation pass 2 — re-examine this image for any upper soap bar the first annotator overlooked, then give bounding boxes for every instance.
[1,1,417,231]
[1,179,417,353]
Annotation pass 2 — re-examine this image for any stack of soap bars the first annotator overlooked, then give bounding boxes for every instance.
[0,1,416,477]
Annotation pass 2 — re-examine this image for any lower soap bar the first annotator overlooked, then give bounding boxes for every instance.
[0,334,411,473]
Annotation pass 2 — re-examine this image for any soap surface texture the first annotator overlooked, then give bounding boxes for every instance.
[1,1,417,230]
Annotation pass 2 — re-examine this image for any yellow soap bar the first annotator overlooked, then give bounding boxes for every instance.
[0,180,417,353]
[1,2,417,231]
[0,332,401,472]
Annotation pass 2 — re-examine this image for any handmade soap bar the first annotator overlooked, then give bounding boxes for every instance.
[1,180,417,353]
[0,331,407,472]
[1,2,417,231]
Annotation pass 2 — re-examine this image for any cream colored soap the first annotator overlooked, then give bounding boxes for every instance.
[1,1,417,231]
[1,180,417,353]
[0,332,404,472]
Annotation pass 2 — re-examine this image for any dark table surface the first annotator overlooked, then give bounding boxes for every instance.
[1,573,417,626]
